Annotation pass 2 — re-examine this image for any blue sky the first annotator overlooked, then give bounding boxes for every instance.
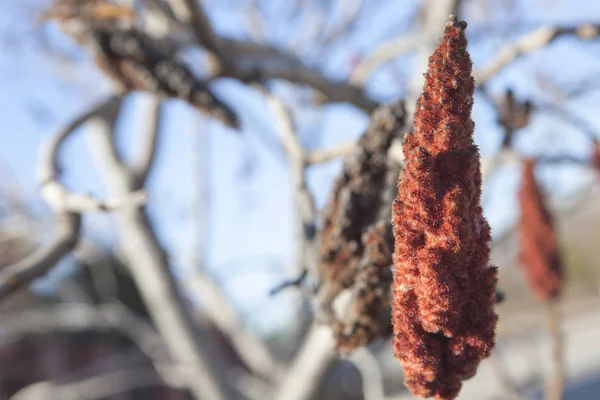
[2,0,600,334]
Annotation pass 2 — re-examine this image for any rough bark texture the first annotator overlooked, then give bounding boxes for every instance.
[391,16,497,400]
[317,101,405,352]
[44,1,239,129]
[518,159,562,300]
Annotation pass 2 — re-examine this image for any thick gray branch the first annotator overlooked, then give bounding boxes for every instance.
[0,96,145,302]
[87,102,237,400]
[274,325,337,400]
[0,212,81,300]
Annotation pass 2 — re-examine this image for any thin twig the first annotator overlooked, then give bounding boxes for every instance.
[273,324,337,400]
[306,141,356,165]
[144,1,379,111]
[131,95,162,186]
[10,366,187,400]
[348,347,385,400]
[0,96,145,302]
[488,350,523,400]
[188,272,286,382]
[545,298,565,400]
[0,303,172,367]
[267,94,318,279]
[269,270,308,296]
[166,0,229,68]
[351,35,417,85]
[476,23,600,85]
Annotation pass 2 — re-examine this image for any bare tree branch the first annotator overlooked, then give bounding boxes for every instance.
[130,95,162,186]
[87,99,237,400]
[10,366,187,400]
[176,0,224,57]
[545,299,565,400]
[267,94,318,283]
[188,272,285,382]
[234,369,276,400]
[488,351,523,400]
[306,141,356,165]
[274,324,337,400]
[348,347,385,400]
[0,212,81,300]
[145,0,378,112]
[475,23,600,85]
[351,35,417,85]
[0,303,170,364]
[320,0,366,48]
[0,96,146,302]
[243,0,268,43]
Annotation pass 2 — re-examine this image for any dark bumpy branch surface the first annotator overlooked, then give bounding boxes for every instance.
[44,1,239,129]
[518,159,563,300]
[93,26,240,129]
[391,16,497,400]
[156,0,380,113]
[317,100,405,352]
[218,39,379,113]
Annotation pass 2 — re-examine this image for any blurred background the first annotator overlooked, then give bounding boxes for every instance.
[1,0,600,399]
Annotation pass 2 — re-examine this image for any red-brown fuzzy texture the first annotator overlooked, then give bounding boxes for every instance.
[592,140,600,170]
[518,159,562,300]
[391,16,497,400]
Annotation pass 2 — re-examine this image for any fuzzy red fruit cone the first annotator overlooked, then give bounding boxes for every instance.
[391,15,498,400]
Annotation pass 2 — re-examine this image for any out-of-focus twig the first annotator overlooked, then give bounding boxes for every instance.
[0,303,173,369]
[87,98,237,400]
[10,365,187,400]
[545,299,565,400]
[150,0,379,112]
[188,272,285,382]
[476,23,600,85]
[306,141,356,165]
[351,35,417,85]
[0,96,146,302]
[273,324,337,400]
[348,347,385,400]
[488,351,523,400]
[130,95,162,186]
[267,94,318,280]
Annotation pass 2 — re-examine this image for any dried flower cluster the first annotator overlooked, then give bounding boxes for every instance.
[518,159,562,300]
[44,0,239,129]
[391,16,497,399]
[592,140,600,171]
[317,101,405,352]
